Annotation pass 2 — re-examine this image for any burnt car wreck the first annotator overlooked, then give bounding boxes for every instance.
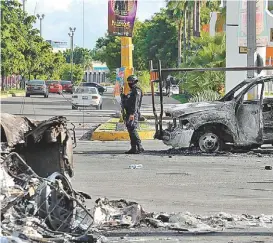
[1,113,75,177]
[149,60,273,153]
[162,76,273,152]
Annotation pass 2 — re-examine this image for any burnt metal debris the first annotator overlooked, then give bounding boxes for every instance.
[1,113,75,178]
[0,152,95,242]
[149,60,273,153]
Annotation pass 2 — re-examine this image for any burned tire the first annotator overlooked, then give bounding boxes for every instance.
[37,172,75,232]
[198,132,222,153]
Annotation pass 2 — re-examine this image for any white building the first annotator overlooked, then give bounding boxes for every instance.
[225,0,273,93]
[46,40,68,53]
[84,61,110,84]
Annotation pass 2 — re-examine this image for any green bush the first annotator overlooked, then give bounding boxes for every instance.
[188,90,222,103]
[136,70,151,94]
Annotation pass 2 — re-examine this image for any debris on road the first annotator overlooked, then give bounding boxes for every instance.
[0,152,95,242]
[1,113,75,178]
[128,164,143,169]
[1,152,273,241]
[265,165,272,170]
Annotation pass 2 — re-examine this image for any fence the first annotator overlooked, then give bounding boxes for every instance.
[0,75,24,90]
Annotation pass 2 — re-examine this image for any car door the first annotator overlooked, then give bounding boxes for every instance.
[262,79,273,142]
[235,82,264,145]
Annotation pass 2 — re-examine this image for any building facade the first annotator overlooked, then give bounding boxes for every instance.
[46,40,68,53]
[84,61,109,84]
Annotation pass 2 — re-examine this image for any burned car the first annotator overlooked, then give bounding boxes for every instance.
[0,113,75,177]
[162,76,273,152]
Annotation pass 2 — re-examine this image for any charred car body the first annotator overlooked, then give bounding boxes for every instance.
[162,76,273,152]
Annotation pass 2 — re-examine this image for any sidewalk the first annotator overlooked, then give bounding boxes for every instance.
[0,90,25,98]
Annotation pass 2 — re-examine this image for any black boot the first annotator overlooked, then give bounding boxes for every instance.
[125,146,139,154]
[137,144,144,153]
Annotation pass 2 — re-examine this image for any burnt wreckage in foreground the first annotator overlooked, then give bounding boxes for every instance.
[1,114,75,177]
[150,61,273,153]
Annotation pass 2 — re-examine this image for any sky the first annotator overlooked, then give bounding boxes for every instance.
[25,0,166,49]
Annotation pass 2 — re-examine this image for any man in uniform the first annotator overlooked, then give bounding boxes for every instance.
[121,75,144,154]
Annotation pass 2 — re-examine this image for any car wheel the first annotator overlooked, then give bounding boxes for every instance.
[198,132,222,153]
[72,105,77,110]
[26,94,30,97]
[96,105,100,110]
[100,103,103,110]
[44,94,47,98]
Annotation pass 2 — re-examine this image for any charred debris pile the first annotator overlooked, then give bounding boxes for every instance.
[1,114,273,242]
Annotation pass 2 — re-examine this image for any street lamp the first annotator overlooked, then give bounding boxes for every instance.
[22,0,27,13]
[68,27,76,83]
[36,14,45,37]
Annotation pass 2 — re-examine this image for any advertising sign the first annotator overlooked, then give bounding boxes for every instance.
[108,0,138,37]
[238,0,268,47]
[116,67,125,86]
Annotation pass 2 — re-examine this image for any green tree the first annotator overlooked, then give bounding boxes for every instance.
[1,0,67,87]
[63,47,93,69]
[180,33,226,94]
[60,64,84,85]
[92,35,121,70]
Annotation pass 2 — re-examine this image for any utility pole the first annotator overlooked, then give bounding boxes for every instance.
[247,0,256,78]
[22,0,27,12]
[247,0,256,99]
[36,14,45,37]
[68,27,76,83]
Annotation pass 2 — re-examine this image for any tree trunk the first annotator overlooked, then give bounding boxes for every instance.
[178,19,182,67]
[187,7,191,51]
[196,0,200,37]
[183,4,187,64]
[193,0,196,37]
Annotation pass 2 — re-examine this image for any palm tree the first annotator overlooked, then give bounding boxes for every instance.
[166,0,188,66]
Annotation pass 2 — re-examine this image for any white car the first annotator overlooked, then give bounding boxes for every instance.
[170,85,179,95]
[71,87,102,110]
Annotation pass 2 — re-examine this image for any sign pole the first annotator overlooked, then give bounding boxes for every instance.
[121,37,133,95]
[247,0,256,99]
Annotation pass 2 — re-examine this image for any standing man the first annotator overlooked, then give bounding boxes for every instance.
[121,75,144,154]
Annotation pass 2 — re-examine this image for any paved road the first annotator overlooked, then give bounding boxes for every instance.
[1,90,273,242]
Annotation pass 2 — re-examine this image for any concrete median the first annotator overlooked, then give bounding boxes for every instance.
[92,118,155,141]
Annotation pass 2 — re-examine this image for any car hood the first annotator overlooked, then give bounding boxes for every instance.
[165,101,225,118]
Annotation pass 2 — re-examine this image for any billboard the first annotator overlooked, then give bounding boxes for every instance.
[116,67,125,86]
[108,0,138,37]
[238,0,268,47]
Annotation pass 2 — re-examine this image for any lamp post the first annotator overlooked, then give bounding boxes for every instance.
[36,14,45,37]
[68,27,76,83]
[22,0,27,12]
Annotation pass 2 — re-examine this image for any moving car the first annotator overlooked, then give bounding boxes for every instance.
[71,87,102,110]
[60,80,73,94]
[46,80,62,94]
[81,82,107,95]
[162,76,273,152]
[26,80,48,98]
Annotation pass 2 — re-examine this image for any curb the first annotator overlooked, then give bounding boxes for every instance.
[11,92,26,97]
[0,94,12,98]
[0,92,25,98]
[92,118,155,141]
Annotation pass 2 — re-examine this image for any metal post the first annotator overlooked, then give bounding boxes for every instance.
[158,60,163,138]
[68,27,76,83]
[36,14,45,37]
[22,0,27,12]
[149,60,158,134]
[247,0,256,78]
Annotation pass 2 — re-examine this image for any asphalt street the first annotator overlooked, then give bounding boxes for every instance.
[1,89,273,242]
